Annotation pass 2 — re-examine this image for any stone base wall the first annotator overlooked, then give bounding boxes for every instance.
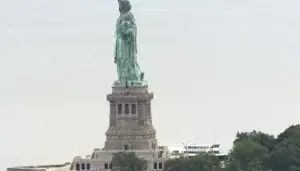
[7,169,46,171]
[7,163,71,171]
[71,148,170,171]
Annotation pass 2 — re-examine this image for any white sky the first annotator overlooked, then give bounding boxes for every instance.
[1,0,300,170]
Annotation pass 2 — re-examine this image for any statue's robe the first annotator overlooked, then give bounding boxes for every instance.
[115,11,142,83]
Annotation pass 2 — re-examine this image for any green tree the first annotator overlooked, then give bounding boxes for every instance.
[164,157,191,171]
[189,154,222,171]
[228,125,300,171]
[234,131,276,151]
[111,152,147,171]
[276,125,300,144]
[164,153,223,171]
[268,125,300,171]
[228,139,270,171]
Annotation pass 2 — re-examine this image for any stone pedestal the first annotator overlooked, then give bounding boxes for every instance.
[105,85,158,150]
[69,85,170,171]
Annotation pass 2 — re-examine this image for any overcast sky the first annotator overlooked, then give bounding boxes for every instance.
[1,0,300,170]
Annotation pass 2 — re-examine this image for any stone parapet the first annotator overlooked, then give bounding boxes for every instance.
[107,93,153,102]
[111,86,149,94]
[105,128,156,137]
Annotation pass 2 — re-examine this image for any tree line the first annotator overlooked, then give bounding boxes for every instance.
[111,124,300,171]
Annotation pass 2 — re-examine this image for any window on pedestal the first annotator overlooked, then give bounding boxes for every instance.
[81,163,85,170]
[87,163,90,170]
[158,151,163,158]
[154,162,157,169]
[131,104,136,114]
[159,163,163,169]
[118,104,122,114]
[104,163,108,169]
[148,103,151,114]
[109,163,113,169]
[124,144,129,150]
[152,143,156,149]
[76,164,80,171]
[125,104,129,114]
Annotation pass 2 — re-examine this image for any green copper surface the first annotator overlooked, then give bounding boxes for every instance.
[113,0,146,87]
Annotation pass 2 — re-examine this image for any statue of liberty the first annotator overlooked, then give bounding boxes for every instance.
[114,0,145,87]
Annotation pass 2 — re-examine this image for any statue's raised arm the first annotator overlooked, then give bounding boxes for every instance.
[114,0,146,87]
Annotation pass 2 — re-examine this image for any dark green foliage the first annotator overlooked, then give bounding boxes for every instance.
[229,125,300,171]
[111,152,147,171]
[268,125,300,171]
[164,125,300,171]
[164,154,223,171]
[234,131,276,151]
[228,140,270,171]
[276,125,300,144]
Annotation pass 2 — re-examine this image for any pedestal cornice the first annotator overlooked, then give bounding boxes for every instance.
[107,93,153,102]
